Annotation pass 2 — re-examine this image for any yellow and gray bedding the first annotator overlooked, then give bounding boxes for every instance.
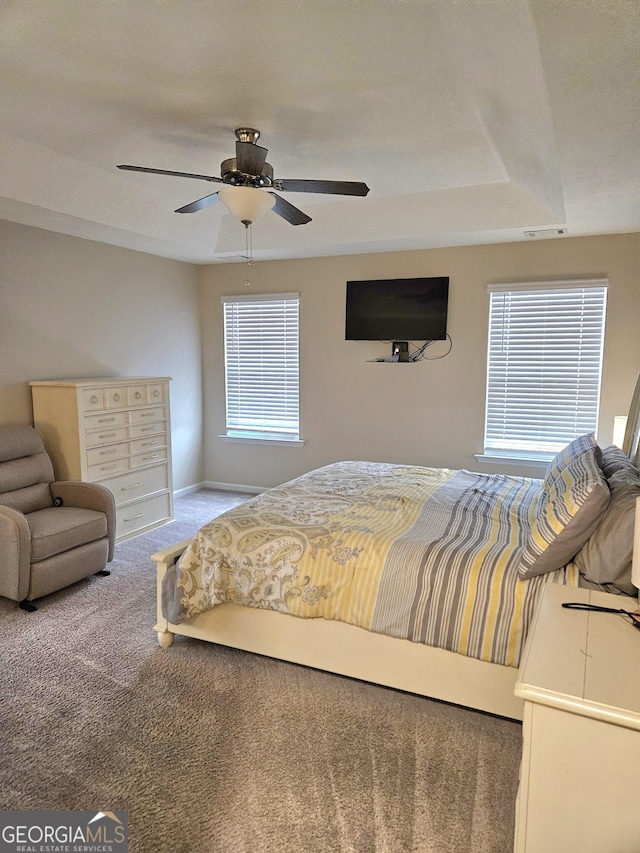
[163,460,584,667]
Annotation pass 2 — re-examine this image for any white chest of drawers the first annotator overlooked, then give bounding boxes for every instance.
[514,583,640,853]
[30,377,174,543]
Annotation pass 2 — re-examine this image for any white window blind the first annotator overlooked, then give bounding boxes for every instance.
[485,280,607,455]
[222,293,299,439]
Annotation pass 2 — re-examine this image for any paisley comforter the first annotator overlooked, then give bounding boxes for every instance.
[162,461,579,667]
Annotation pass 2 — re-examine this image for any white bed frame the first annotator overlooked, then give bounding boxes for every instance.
[152,375,640,723]
[152,542,524,719]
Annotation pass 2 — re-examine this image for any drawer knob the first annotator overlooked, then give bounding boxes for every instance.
[90,395,99,404]
[134,391,142,399]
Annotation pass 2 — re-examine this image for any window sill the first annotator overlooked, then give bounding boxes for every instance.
[474,452,552,471]
[219,434,305,447]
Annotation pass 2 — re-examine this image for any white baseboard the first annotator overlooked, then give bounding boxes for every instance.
[174,481,265,499]
[203,480,265,494]
[173,482,206,499]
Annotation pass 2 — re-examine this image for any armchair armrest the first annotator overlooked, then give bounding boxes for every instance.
[50,481,116,561]
[0,506,31,602]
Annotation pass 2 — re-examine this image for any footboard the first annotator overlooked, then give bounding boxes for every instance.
[150,539,523,719]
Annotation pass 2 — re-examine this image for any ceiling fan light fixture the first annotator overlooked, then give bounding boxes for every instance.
[218,186,275,224]
[118,127,369,227]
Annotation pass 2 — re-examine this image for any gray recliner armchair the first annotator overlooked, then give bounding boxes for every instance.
[0,424,115,610]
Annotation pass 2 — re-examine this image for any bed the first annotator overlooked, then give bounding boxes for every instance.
[153,383,640,721]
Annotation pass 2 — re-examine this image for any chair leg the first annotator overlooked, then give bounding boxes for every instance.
[19,600,37,612]
[95,569,111,577]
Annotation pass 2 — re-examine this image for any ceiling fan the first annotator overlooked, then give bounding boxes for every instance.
[117,127,370,226]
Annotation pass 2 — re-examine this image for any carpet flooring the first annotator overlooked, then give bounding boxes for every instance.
[0,489,522,853]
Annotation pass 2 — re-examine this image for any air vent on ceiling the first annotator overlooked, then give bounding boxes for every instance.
[524,228,568,238]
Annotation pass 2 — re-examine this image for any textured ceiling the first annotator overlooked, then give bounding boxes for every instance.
[0,0,638,264]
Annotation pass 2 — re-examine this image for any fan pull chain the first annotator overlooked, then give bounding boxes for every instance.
[244,222,254,287]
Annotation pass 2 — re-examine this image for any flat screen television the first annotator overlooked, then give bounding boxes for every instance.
[345,277,449,341]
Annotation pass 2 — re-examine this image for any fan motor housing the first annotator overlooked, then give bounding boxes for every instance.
[220,158,274,187]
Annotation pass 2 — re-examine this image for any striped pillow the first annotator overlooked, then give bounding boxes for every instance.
[544,432,598,492]
[519,447,610,579]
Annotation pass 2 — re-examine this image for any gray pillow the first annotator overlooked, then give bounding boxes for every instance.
[600,445,636,479]
[574,465,640,595]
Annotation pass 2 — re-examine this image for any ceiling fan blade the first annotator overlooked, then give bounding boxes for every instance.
[235,141,268,176]
[117,164,223,183]
[175,192,221,214]
[276,179,370,196]
[268,193,312,226]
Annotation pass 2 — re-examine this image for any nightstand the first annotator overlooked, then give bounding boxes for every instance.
[514,583,640,853]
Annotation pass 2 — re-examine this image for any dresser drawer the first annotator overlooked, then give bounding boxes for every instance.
[131,447,168,468]
[100,464,169,506]
[83,388,106,411]
[147,383,166,404]
[106,387,128,408]
[130,406,165,425]
[86,442,129,467]
[116,492,172,540]
[88,456,129,480]
[130,435,166,455]
[85,411,128,431]
[127,385,147,407]
[86,426,129,448]
[130,421,166,439]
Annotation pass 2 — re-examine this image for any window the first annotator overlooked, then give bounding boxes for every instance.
[221,293,300,443]
[485,279,608,456]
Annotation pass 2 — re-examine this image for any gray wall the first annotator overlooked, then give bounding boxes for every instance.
[0,221,203,491]
[2,221,638,494]
[199,232,640,489]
